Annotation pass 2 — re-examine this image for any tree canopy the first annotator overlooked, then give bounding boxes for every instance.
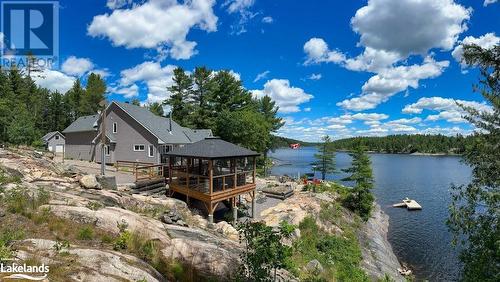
[311,135,336,181]
[0,67,106,146]
[447,44,500,282]
[164,67,283,154]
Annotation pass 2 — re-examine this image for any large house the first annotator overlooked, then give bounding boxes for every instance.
[62,101,212,164]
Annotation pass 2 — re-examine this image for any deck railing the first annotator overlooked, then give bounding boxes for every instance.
[135,164,168,182]
[170,168,254,195]
[115,160,154,172]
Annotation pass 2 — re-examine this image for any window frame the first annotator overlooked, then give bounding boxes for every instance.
[55,135,59,140]
[133,144,145,152]
[148,145,154,158]
[113,122,117,133]
[105,145,110,156]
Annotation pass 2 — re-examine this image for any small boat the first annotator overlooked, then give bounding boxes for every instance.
[393,197,422,210]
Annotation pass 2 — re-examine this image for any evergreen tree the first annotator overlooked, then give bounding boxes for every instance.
[311,135,336,181]
[130,99,141,106]
[190,66,214,128]
[447,44,500,282]
[80,73,106,115]
[342,146,374,221]
[66,79,84,122]
[7,105,36,145]
[166,67,193,127]
[258,95,284,176]
[147,102,164,117]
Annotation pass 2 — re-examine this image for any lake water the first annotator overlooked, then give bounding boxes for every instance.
[269,147,471,281]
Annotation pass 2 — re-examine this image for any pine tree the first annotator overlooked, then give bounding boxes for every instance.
[447,44,500,282]
[80,73,106,115]
[311,135,336,181]
[147,102,164,116]
[166,67,193,127]
[66,79,84,122]
[259,95,284,176]
[190,66,214,128]
[342,146,374,221]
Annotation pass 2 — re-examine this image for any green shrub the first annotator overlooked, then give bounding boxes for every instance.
[77,226,95,241]
[113,230,131,251]
[86,201,104,211]
[4,187,50,216]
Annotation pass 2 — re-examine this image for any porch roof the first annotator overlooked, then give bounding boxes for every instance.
[166,137,260,159]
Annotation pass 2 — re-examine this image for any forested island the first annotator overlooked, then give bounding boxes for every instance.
[272,134,473,155]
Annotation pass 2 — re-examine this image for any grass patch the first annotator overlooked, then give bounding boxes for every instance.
[4,186,50,217]
[77,226,95,241]
[287,216,368,282]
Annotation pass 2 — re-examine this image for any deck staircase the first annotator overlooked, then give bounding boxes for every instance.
[132,178,168,197]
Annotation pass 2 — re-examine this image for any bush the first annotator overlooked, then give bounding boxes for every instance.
[77,226,95,241]
[0,229,25,263]
[4,187,50,216]
[237,220,293,281]
[113,230,131,251]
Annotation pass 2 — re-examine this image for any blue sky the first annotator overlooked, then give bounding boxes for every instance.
[26,0,500,141]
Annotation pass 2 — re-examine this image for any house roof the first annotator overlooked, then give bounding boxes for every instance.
[166,137,260,159]
[62,115,99,133]
[113,102,212,144]
[61,102,212,144]
[42,131,65,141]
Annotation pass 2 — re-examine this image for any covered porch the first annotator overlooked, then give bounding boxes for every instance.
[166,137,259,224]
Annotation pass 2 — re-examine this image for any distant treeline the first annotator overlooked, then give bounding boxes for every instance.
[331,134,474,154]
[270,135,318,148]
[272,134,474,154]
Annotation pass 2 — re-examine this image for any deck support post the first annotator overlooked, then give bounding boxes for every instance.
[233,206,238,225]
[252,197,256,218]
[208,213,214,225]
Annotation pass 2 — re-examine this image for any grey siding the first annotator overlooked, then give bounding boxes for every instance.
[95,103,159,164]
[64,131,97,161]
[46,133,65,151]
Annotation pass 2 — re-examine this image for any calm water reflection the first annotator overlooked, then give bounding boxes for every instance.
[269,147,471,281]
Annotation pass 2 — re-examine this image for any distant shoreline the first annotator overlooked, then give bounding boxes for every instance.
[276,147,461,156]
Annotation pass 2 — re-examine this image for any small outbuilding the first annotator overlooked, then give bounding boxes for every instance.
[42,131,65,153]
[166,137,259,224]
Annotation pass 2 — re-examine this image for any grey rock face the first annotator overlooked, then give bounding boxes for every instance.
[305,259,324,275]
[79,174,101,189]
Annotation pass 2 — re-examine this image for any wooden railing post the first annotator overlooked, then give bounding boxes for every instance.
[209,160,213,195]
[252,156,256,184]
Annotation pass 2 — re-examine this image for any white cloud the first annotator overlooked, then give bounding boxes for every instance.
[351,113,389,121]
[351,0,471,58]
[106,0,132,9]
[303,38,346,65]
[224,0,255,14]
[251,79,313,113]
[118,61,177,103]
[386,117,422,125]
[304,107,311,112]
[402,96,493,123]
[61,56,94,76]
[337,57,449,111]
[88,0,218,60]
[262,16,273,24]
[112,84,139,98]
[451,33,500,66]
[32,69,76,94]
[308,73,322,80]
[484,0,498,7]
[253,70,270,82]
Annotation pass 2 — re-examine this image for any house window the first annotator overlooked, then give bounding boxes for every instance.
[134,144,145,151]
[148,145,154,157]
[105,145,110,156]
[113,122,117,133]
[55,135,59,140]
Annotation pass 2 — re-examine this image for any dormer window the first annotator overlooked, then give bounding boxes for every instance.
[113,122,117,133]
[55,135,59,140]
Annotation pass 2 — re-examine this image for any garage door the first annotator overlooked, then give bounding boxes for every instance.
[55,145,64,153]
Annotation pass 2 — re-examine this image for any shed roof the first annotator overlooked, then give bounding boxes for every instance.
[166,137,260,159]
[62,115,99,133]
[42,131,65,141]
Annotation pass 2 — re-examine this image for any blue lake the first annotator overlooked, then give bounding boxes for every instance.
[269,147,471,281]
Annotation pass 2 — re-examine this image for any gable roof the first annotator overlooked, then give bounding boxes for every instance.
[166,137,260,159]
[42,131,65,141]
[62,115,99,133]
[113,102,212,144]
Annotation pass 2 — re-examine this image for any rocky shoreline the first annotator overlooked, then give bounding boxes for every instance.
[358,203,405,281]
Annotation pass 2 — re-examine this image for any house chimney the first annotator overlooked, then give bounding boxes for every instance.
[169,110,172,132]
